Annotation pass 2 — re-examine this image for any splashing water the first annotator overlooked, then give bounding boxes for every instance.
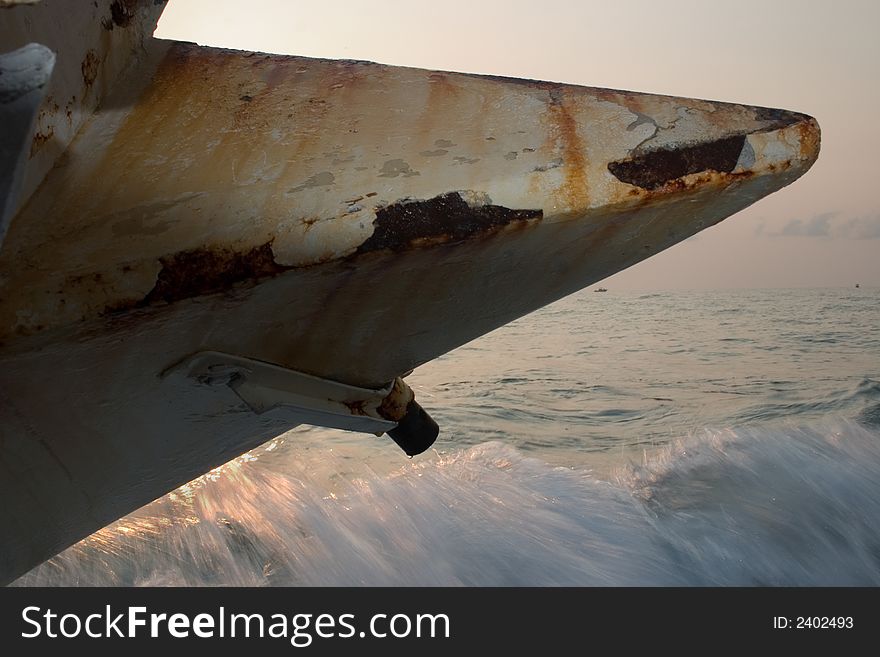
[13,288,880,585]
[15,421,880,586]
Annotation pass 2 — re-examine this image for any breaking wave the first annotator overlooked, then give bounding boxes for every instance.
[16,420,880,586]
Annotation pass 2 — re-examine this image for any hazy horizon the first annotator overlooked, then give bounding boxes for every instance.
[156,0,879,290]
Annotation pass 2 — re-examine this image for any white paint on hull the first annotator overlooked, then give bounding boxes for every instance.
[0,0,820,583]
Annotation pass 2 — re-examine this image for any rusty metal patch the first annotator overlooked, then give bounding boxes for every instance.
[607,135,746,190]
[143,242,287,305]
[109,0,137,27]
[120,192,544,309]
[357,192,543,253]
[376,377,413,422]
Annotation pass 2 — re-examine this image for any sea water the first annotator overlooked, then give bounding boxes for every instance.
[14,287,880,585]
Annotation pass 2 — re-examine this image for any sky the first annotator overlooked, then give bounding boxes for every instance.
[155,0,879,289]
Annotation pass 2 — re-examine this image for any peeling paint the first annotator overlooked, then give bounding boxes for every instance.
[378,159,420,178]
[110,0,137,27]
[356,192,542,253]
[0,2,824,589]
[289,171,335,193]
[736,139,756,170]
[2,0,168,224]
[142,242,287,305]
[608,135,747,190]
[626,111,657,132]
[79,189,547,310]
[533,158,563,172]
[0,40,820,343]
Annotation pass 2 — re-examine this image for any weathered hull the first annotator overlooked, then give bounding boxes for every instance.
[0,0,819,583]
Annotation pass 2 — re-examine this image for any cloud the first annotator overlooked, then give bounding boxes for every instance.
[777,212,836,237]
[844,214,880,239]
[768,212,880,239]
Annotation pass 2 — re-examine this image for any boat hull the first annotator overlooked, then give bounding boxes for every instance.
[0,2,819,583]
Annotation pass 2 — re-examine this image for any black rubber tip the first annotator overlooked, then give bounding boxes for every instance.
[386,400,439,457]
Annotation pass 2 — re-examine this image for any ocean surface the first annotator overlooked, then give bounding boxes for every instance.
[15,287,880,586]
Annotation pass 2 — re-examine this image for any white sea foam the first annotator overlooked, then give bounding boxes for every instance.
[15,420,880,586]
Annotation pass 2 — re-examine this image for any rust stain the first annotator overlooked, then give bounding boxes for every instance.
[610,165,759,209]
[471,73,559,94]
[343,400,369,416]
[30,126,54,157]
[376,378,412,423]
[647,169,754,196]
[546,90,590,209]
[356,192,542,254]
[608,135,746,190]
[301,217,319,233]
[797,117,821,160]
[81,49,100,88]
[0,37,821,349]
[427,74,460,105]
[142,242,288,305]
[417,75,460,152]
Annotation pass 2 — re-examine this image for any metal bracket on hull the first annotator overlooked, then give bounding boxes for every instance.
[164,351,438,456]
